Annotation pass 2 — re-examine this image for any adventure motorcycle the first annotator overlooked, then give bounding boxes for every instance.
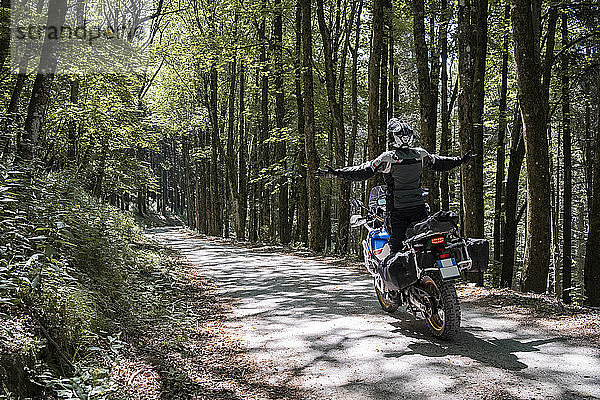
[350,186,488,340]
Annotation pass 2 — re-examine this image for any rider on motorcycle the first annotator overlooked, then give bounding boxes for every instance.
[317,118,472,254]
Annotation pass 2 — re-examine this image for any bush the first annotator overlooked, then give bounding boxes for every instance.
[0,162,161,399]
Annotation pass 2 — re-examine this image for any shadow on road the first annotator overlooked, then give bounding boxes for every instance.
[149,229,600,400]
[385,316,560,371]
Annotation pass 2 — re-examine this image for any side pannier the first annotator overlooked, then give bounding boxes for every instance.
[447,238,489,273]
[465,238,489,273]
[379,250,418,290]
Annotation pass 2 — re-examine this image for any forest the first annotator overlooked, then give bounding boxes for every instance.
[2,0,600,300]
[0,0,599,395]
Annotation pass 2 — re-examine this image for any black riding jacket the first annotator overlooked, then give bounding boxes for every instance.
[334,147,462,210]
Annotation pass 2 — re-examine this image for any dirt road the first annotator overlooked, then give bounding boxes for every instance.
[151,228,600,400]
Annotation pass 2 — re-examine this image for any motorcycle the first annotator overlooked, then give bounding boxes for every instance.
[350,185,488,340]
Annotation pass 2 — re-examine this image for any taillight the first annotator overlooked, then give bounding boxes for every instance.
[431,236,445,245]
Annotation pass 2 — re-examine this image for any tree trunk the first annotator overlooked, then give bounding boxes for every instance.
[493,4,510,274]
[413,0,439,211]
[366,0,384,199]
[209,66,222,236]
[439,0,450,211]
[273,0,289,244]
[295,0,308,245]
[19,0,68,161]
[512,0,551,293]
[257,9,270,241]
[226,46,241,237]
[323,128,333,250]
[583,53,600,306]
[5,67,27,139]
[378,9,388,152]
[501,102,525,288]
[458,0,487,285]
[543,6,559,294]
[94,139,109,198]
[195,175,201,231]
[237,62,248,240]
[561,12,572,303]
[336,0,361,254]
[349,0,363,169]
[66,0,84,164]
[300,0,323,252]
[183,136,193,228]
[585,104,592,216]
[388,27,395,121]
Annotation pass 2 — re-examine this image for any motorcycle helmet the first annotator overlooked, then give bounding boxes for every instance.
[387,118,415,149]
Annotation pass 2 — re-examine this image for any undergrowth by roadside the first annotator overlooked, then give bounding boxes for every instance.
[0,163,182,398]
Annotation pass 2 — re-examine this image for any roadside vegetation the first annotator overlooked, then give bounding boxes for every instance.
[0,165,176,398]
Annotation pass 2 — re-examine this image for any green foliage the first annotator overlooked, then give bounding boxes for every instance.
[0,160,170,399]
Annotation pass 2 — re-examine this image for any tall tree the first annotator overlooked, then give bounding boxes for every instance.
[388,25,395,121]
[413,0,440,211]
[366,0,385,199]
[493,4,510,271]
[500,103,525,288]
[584,60,600,306]
[224,20,246,240]
[300,0,323,251]
[19,0,68,161]
[379,4,389,154]
[274,0,289,244]
[348,0,363,177]
[511,0,551,293]
[258,2,271,241]
[457,0,487,284]
[237,62,248,240]
[439,0,451,210]
[294,0,308,245]
[334,0,359,255]
[560,11,572,304]
[208,66,223,235]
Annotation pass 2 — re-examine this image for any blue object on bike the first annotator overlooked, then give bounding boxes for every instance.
[370,228,389,255]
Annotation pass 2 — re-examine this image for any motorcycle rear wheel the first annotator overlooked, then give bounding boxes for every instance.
[420,274,461,340]
[374,277,399,313]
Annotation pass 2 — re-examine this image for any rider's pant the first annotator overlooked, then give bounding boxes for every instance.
[385,204,429,253]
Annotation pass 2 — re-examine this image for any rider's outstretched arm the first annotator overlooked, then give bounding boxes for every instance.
[318,150,400,180]
[423,151,473,172]
[317,161,378,181]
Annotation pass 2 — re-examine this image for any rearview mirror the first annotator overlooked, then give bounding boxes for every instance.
[350,214,366,228]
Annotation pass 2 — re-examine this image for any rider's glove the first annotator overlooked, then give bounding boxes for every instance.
[316,165,339,178]
[461,150,476,164]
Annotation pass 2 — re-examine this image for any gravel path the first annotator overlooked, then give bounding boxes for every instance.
[151,228,600,400]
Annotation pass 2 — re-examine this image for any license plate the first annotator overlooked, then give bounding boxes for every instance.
[437,258,460,279]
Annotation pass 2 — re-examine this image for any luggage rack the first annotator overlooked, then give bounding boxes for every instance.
[404,232,474,272]
[446,239,473,271]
